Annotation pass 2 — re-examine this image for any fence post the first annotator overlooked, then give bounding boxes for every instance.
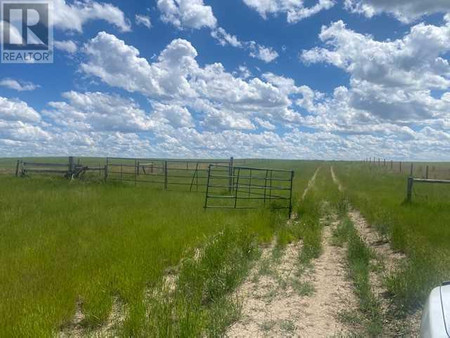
[104,165,108,182]
[400,161,402,173]
[15,160,20,177]
[406,176,414,202]
[137,161,140,176]
[234,168,241,209]
[164,160,168,190]
[204,165,211,209]
[288,170,294,219]
[410,163,414,176]
[263,170,268,204]
[426,165,429,179]
[228,157,234,193]
[68,156,75,176]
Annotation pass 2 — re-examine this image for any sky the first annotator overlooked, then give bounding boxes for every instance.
[0,0,449,160]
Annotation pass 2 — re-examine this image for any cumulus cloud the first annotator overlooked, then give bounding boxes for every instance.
[157,0,217,29]
[344,0,450,23]
[135,14,152,28]
[156,0,278,62]
[53,0,130,32]
[301,20,450,121]
[54,40,78,53]
[242,0,335,23]
[0,78,39,91]
[44,91,159,132]
[81,32,288,129]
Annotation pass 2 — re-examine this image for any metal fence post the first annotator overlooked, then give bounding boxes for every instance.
[407,176,414,202]
[263,170,268,204]
[234,168,241,209]
[204,165,212,209]
[228,157,234,193]
[288,170,294,218]
[104,165,108,182]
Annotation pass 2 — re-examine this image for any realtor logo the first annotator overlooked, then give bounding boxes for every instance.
[1,0,53,63]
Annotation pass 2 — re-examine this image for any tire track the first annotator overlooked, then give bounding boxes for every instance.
[330,166,421,336]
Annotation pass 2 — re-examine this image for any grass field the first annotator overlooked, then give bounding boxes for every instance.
[1,159,449,336]
[334,163,450,309]
[0,160,319,336]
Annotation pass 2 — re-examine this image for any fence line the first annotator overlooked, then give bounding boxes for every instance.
[363,157,450,180]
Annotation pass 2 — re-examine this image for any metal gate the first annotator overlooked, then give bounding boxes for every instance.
[204,164,294,217]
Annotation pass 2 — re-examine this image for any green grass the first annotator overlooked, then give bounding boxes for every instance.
[334,163,450,310]
[0,176,280,336]
[0,160,321,336]
[333,217,383,336]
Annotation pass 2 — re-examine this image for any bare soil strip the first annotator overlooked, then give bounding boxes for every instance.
[302,167,321,200]
[59,297,126,338]
[227,219,359,336]
[330,166,421,336]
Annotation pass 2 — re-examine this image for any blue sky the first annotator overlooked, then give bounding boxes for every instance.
[0,0,449,160]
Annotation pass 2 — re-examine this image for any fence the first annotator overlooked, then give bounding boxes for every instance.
[364,158,450,180]
[204,164,294,217]
[105,157,234,192]
[406,177,450,202]
[17,157,106,178]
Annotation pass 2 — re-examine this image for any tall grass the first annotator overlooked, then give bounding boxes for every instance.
[0,177,279,336]
[334,163,450,310]
[0,160,320,336]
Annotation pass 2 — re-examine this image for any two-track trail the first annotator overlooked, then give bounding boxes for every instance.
[330,166,421,336]
[227,168,359,337]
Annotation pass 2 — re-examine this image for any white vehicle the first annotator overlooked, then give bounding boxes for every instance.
[421,282,450,337]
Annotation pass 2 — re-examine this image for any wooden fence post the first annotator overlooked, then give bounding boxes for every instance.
[426,165,429,179]
[410,163,414,176]
[15,160,20,177]
[400,161,402,173]
[407,176,414,202]
[104,165,108,181]
[68,156,75,176]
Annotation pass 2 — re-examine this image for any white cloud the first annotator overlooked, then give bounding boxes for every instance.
[135,14,152,28]
[0,97,41,122]
[249,43,279,63]
[211,27,279,63]
[0,78,39,91]
[44,91,158,132]
[344,0,450,23]
[54,40,78,53]
[301,20,450,121]
[81,32,287,129]
[53,0,130,32]
[242,0,335,23]
[211,27,243,48]
[157,0,217,29]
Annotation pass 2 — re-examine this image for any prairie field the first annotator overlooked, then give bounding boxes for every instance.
[0,159,449,336]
